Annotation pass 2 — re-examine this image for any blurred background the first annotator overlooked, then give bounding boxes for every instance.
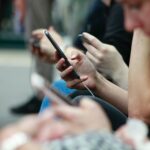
[0,0,32,127]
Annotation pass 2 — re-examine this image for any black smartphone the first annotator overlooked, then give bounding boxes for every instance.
[44,30,80,79]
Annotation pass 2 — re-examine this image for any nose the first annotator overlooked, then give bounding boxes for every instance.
[124,11,143,32]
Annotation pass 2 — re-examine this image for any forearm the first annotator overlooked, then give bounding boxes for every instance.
[129,29,150,123]
[95,72,128,114]
[111,62,128,90]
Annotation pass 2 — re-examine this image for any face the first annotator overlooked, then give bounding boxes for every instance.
[118,0,150,35]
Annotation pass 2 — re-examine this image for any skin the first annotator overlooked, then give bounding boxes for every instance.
[2,1,150,149]
[117,0,150,35]
[83,32,128,90]
[0,99,112,150]
[56,46,128,114]
[128,29,150,123]
[116,0,150,123]
[31,27,63,64]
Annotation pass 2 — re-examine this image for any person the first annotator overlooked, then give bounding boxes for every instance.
[11,0,92,114]
[11,0,55,114]
[56,0,150,125]
[34,0,132,113]
[0,99,134,150]
[2,0,150,149]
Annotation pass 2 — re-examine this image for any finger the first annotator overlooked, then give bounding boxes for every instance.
[37,121,68,141]
[83,42,99,57]
[67,76,88,89]
[82,32,104,50]
[71,53,82,61]
[60,66,74,80]
[53,105,80,121]
[86,52,100,66]
[32,29,45,36]
[33,47,45,58]
[56,58,67,71]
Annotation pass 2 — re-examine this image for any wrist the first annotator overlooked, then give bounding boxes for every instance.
[111,62,128,90]
[95,72,108,95]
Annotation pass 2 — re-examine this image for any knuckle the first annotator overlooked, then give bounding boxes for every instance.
[91,38,96,45]
[97,53,102,60]
[102,47,108,54]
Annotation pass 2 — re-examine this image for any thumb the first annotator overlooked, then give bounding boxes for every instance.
[32,29,44,37]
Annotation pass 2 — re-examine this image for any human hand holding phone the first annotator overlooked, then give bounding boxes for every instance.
[30,27,63,64]
[44,30,80,79]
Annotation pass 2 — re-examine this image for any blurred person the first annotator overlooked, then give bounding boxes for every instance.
[1,1,150,149]
[115,0,150,126]
[13,0,26,34]
[11,0,54,114]
[11,0,92,114]
[36,0,132,113]
[31,30,127,130]
[56,0,150,128]
[0,99,134,150]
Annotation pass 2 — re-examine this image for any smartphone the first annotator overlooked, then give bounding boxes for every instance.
[31,73,78,106]
[44,30,80,79]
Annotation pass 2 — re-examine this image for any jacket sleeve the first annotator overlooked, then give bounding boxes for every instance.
[42,131,133,150]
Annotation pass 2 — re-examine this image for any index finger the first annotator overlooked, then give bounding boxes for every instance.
[82,32,104,50]
[53,105,80,121]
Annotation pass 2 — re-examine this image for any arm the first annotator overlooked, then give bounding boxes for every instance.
[128,29,150,124]
[94,72,128,114]
[56,47,128,114]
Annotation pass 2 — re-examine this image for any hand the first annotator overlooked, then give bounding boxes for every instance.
[83,32,128,89]
[56,47,98,90]
[36,98,112,139]
[0,111,54,141]
[50,98,112,136]
[115,126,136,148]
[31,27,63,64]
